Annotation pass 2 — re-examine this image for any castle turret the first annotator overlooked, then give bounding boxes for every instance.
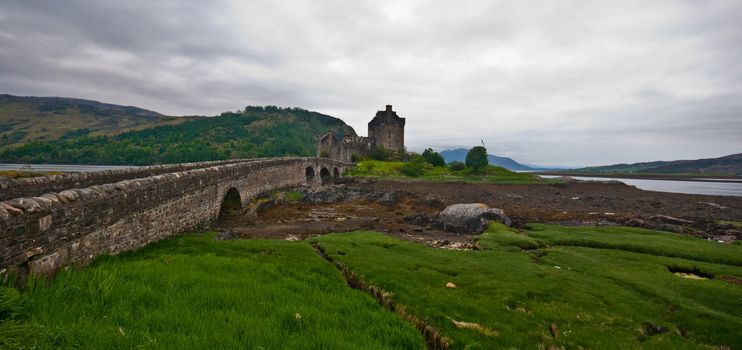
[368,105,405,151]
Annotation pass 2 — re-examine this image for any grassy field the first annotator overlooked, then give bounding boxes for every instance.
[3,225,740,349]
[346,160,555,184]
[718,220,742,229]
[313,225,742,349]
[0,234,425,349]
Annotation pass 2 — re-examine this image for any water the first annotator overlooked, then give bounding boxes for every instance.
[2,163,740,197]
[0,163,139,173]
[539,175,742,197]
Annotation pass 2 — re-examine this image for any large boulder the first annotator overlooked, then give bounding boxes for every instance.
[437,203,511,234]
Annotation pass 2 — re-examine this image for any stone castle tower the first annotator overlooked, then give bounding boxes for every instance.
[368,105,406,151]
[317,105,406,162]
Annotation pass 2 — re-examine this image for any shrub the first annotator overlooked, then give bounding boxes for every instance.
[465,146,488,172]
[350,154,360,163]
[421,148,445,167]
[448,161,466,171]
[369,145,391,161]
[399,160,426,177]
[319,150,329,158]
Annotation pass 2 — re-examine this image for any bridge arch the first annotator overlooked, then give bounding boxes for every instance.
[218,187,242,220]
[333,167,340,180]
[305,166,316,185]
[320,167,332,184]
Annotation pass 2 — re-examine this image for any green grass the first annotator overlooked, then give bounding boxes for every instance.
[480,223,742,265]
[0,233,424,349]
[346,160,555,184]
[313,225,742,349]
[283,190,305,202]
[717,220,742,229]
[0,170,61,179]
[4,225,741,349]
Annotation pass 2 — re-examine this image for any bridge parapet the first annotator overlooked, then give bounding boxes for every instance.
[0,158,268,201]
[0,157,348,280]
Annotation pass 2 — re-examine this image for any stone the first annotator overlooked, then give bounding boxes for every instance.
[436,203,511,234]
[1,158,347,278]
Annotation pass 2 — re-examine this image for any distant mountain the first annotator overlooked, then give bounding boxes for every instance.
[570,153,742,176]
[0,94,192,149]
[439,148,535,171]
[0,95,356,165]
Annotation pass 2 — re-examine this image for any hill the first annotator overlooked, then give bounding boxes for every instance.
[0,94,192,149]
[439,148,535,171]
[0,98,356,165]
[570,153,742,176]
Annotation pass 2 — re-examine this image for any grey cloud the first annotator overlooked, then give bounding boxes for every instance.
[1,0,740,166]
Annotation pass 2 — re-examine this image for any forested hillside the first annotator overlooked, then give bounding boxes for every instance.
[0,94,191,149]
[570,153,742,176]
[0,105,356,165]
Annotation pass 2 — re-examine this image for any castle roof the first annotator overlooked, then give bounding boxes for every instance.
[369,104,405,126]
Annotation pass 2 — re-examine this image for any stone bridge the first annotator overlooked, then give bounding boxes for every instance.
[0,157,349,278]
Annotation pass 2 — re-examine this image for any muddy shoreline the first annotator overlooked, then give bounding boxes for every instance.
[216,178,742,245]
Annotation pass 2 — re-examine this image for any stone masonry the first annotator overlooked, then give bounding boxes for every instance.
[0,157,347,279]
[317,105,405,162]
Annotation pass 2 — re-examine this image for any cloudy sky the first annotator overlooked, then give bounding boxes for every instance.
[1,0,740,166]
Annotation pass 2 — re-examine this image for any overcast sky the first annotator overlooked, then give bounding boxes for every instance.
[1,0,741,166]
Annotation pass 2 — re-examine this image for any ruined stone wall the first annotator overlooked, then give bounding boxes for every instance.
[317,134,371,163]
[0,158,347,278]
[0,159,253,201]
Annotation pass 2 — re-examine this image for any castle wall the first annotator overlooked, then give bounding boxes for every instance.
[0,158,347,278]
[367,105,405,151]
[317,135,370,163]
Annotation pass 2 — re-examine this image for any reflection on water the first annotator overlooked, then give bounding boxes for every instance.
[540,175,742,197]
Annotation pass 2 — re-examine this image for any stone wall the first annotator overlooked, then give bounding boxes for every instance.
[367,105,405,151]
[0,158,347,279]
[0,158,255,201]
[317,134,371,163]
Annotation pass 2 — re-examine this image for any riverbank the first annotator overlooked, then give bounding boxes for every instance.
[535,172,742,183]
[217,180,742,244]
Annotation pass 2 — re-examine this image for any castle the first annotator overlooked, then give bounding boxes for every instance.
[317,105,406,162]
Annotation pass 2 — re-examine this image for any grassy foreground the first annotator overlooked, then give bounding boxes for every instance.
[0,234,425,349]
[2,225,740,349]
[313,225,742,349]
[346,160,554,184]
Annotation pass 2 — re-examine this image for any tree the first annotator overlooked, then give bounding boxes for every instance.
[369,145,391,161]
[421,148,445,167]
[465,146,488,172]
[448,161,466,171]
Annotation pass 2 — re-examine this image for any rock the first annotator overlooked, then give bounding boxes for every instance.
[215,231,234,241]
[650,215,694,226]
[403,213,433,225]
[303,185,365,203]
[451,320,498,336]
[436,203,511,234]
[446,282,457,289]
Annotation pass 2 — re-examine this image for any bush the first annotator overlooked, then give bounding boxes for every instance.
[421,148,445,167]
[350,154,360,163]
[369,145,391,161]
[399,160,426,177]
[319,150,329,158]
[448,161,466,171]
[465,146,488,172]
